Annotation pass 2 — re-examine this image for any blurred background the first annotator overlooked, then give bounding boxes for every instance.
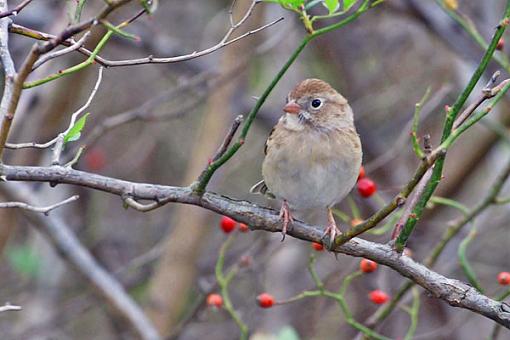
[1,0,510,339]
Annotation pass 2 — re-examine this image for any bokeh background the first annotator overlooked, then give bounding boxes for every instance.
[1,0,510,339]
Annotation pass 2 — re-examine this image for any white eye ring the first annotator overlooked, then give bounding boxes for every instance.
[311,98,323,109]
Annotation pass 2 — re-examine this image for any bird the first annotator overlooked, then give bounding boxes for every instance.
[250,78,362,248]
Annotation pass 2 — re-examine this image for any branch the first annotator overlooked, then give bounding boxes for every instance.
[0,183,161,340]
[0,195,79,215]
[8,4,282,68]
[1,164,510,328]
[0,0,32,19]
[32,31,92,70]
[0,302,21,312]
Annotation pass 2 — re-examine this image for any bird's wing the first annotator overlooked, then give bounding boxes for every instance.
[249,180,275,199]
[264,126,276,155]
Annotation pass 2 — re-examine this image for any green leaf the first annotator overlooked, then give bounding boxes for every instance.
[343,0,357,11]
[263,0,304,9]
[323,0,339,14]
[7,245,40,278]
[277,326,300,340]
[64,113,90,143]
[281,0,305,9]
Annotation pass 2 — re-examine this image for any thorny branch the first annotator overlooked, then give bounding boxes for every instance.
[1,163,510,328]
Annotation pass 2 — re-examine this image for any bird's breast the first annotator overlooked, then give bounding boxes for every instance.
[262,128,362,209]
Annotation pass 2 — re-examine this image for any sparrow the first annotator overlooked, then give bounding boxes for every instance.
[250,79,362,248]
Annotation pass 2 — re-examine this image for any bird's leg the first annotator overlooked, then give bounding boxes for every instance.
[322,208,342,250]
[278,200,294,241]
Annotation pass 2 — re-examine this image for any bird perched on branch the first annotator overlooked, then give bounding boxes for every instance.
[251,79,362,248]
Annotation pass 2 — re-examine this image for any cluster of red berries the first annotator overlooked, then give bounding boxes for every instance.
[357,166,377,198]
[359,258,390,304]
[207,292,276,309]
[219,216,250,233]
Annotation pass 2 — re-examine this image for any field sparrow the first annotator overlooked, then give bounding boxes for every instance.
[251,79,362,248]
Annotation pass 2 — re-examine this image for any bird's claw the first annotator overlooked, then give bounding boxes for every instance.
[279,201,293,241]
[321,223,341,251]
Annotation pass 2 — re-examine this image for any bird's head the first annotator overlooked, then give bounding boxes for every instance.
[282,78,353,131]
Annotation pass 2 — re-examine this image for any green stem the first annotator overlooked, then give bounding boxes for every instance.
[308,254,325,291]
[440,80,510,150]
[411,87,431,159]
[367,155,510,329]
[403,288,420,340]
[458,227,484,293]
[323,291,391,340]
[435,0,510,72]
[23,29,113,89]
[194,0,375,193]
[429,196,469,215]
[496,288,510,301]
[215,234,249,340]
[74,0,87,23]
[394,4,510,251]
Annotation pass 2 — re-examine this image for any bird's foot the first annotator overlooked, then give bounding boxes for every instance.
[321,223,342,251]
[321,208,341,251]
[279,200,294,241]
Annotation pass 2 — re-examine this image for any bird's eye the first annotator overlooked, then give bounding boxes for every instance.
[311,98,322,109]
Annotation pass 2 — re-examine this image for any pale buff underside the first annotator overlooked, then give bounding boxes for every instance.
[262,114,362,210]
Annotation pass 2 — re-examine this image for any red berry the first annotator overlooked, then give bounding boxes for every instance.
[497,37,505,51]
[84,147,106,171]
[358,165,366,180]
[357,178,377,198]
[220,216,237,233]
[239,223,249,233]
[369,290,389,304]
[257,293,275,308]
[206,293,223,308]
[497,272,510,285]
[360,259,378,273]
[311,242,324,251]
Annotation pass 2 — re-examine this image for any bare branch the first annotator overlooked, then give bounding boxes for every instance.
[0,0,32,19]
[85,16,284,67]
[0,183,161,340]
[1,164,510,328]
[452,77,510,130]
[391,167,433,241]
[6,67,104,155]
[32,31,92,70]
[0,195,79,215]
[212,115,244,163]
[0,302,21,312]
[9,3,281,68]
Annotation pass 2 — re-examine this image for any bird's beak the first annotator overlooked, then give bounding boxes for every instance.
[283,101,301,114]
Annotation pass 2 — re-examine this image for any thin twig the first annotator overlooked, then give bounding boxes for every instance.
[391,167,433,245]
[0,183,161,340]
[212,115,244,163]
[0,195,79,215]
[123,196,161,212]
[32,31,92,70]
[6,67,104,152]
[0,0,32,19]
[0,302,21,312]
